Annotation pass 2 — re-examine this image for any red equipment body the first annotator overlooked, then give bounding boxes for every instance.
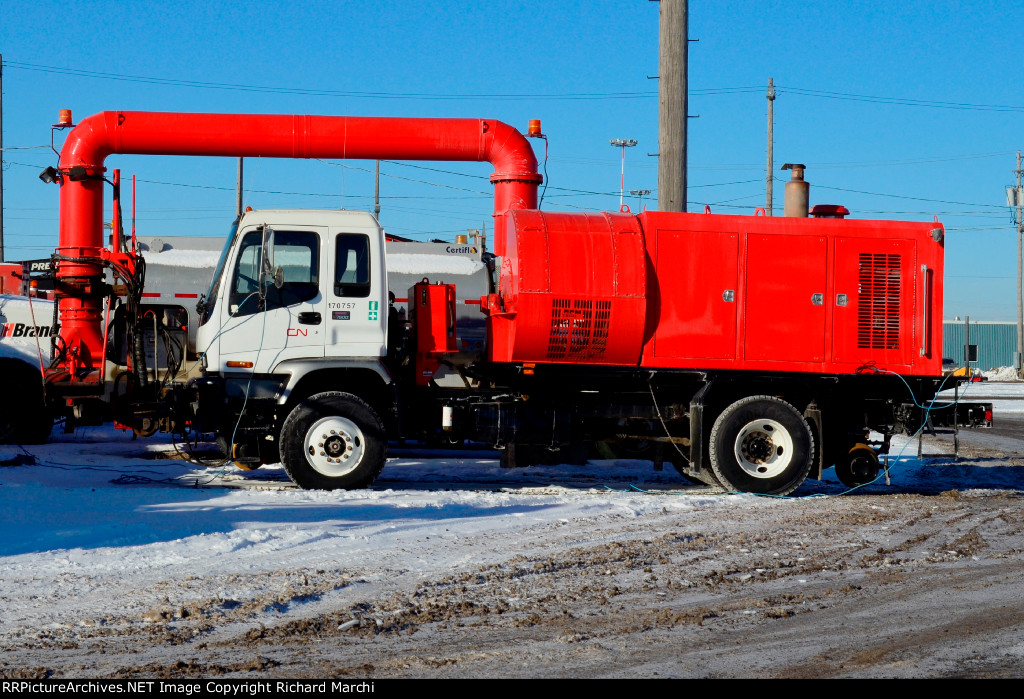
[484,209,944,376]
[40,109,974,496]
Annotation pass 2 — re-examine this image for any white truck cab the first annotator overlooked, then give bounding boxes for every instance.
[198,210,389,376]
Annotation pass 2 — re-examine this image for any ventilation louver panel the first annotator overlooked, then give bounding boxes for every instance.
[857,253,901,349]
[547,299,612,360]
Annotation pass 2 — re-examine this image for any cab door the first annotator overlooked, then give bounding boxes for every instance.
[325,230,388,358]
[216,226,327,372]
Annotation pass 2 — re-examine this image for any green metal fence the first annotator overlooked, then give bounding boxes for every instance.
[942,321,1016,371]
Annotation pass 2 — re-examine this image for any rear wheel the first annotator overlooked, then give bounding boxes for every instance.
[280,392,386,490]
[709,395,813,495]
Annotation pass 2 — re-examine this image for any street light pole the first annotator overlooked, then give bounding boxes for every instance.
[1019,151,1023,378]
[629,188,652,212]
[766,77,775,216]
[610,138,638,209]
[1009,152,1024,378]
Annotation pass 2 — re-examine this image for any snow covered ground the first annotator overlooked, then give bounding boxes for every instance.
[0,379,1022,678]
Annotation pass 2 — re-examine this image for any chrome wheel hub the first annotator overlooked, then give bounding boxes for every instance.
[304,416,365,477]
[733,418,794,479]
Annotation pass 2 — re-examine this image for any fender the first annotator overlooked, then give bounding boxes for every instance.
[272,358,393,405]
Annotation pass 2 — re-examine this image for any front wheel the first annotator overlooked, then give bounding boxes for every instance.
[279,392,387,490]
[709,395,814,495]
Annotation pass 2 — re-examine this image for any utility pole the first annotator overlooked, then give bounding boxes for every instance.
[610,138,638,208]
[1009,152,1024,378]
[236,157,244,220]
[766,78,775,216]
[658,0,687,212]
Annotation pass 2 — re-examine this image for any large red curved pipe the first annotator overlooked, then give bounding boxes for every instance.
[53,111,542,381]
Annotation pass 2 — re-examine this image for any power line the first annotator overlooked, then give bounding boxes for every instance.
[13,59,1022,113]
[813,183,1007,208]
[3,60,781,102]
[778,86,1024,113]
[2,60,659,101]
[811,151,1014,169]
[945,226,1018,231]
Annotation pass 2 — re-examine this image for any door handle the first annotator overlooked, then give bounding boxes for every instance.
[920,265,929,357]
[298,311,322,325]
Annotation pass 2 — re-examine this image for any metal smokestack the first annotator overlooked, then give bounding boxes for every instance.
[781,163,809,217]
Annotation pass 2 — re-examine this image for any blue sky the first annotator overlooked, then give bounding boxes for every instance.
[1,0,1021,319]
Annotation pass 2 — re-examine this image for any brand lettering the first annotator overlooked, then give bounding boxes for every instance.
[0,323,55,339]
[445,245,476,255]
[287,328,308,337]
[29,261,51,272]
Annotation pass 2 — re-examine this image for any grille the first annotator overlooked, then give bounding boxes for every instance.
[547,298,612,360]
[857,253,901,349]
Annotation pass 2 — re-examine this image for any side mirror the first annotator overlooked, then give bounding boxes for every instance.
[273,264,285,290]
[259,226,275,294]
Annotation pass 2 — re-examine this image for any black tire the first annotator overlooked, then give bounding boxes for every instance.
[834,443,880,488]
[709,395,814,495]
[279,391,386,490]
[0,362,53,445]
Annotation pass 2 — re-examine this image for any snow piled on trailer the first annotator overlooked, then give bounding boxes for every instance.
[141,249,222,269]
[385,253,484,275]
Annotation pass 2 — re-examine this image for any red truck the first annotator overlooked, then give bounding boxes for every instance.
[30,110,986,495]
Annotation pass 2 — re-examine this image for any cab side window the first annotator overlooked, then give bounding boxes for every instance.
[335,234,371,298]
[229,230,320,316]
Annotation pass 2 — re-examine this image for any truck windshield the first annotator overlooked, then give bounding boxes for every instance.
[198,221,238,326]
[229,229,320,316]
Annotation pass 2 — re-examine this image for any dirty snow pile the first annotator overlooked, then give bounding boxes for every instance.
[984,366,1021,381]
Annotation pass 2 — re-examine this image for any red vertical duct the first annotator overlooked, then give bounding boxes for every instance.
[52,112,542,383]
